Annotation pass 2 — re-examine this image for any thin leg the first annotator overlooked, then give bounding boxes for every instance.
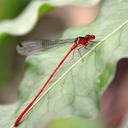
[71,48,75,60]
[90,41,96,43]
[77,47,84,62]
[84,46,90,50]
[90,41,99,43]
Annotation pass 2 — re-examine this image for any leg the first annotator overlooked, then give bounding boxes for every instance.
[90,41,99,43]
[77,47,84,62]
[71,48,75,60]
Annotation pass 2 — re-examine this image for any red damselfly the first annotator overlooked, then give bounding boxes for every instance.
[14,34,96,127]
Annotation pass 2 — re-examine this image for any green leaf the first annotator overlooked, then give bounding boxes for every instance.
[47,117,105,128]
[0,35,17,86]
[0,0,30,19]
[0,0,99,36]
[0,1,52,36]
[2,0,128,128]
[0,0,30,87]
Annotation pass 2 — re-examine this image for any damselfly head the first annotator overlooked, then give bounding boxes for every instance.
[85,34,95,41]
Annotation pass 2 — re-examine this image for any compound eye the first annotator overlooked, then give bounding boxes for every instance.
[91,35,95,39]
[85,35,90,38]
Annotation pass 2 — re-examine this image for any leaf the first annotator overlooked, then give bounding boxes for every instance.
[47,117,104,128]
[0,0,30,19]
[0,1,52,35]
[2,0,128,128]
[0,1,101,128]
[0,0,99,36]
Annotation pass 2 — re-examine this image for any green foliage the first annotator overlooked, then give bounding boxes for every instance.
[0,0,30,19]
[47,117,104,128]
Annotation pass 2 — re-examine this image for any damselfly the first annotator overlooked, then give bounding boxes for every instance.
[14,34,96,127]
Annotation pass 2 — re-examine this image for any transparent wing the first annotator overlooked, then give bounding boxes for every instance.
[16,39,75,56]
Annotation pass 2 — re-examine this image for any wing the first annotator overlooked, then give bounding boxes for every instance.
[16,39,74,56]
